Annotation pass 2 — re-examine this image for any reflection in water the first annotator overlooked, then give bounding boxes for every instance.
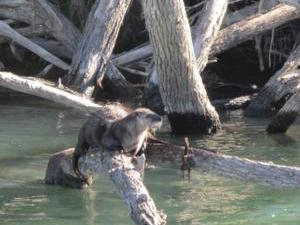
[0,96,300,225]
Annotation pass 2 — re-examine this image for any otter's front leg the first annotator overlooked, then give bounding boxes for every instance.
[132,153,146,175]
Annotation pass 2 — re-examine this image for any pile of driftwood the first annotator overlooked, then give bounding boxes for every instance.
[1,1,300,225]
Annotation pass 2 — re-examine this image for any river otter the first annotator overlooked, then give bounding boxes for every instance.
[73,104,162,183]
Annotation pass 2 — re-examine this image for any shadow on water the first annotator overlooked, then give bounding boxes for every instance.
[1,95,300,225]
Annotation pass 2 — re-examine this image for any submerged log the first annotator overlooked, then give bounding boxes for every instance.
[147,142,300,188]
[267,91,300,133]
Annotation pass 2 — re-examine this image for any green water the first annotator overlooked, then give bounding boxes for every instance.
[1,95,300,225]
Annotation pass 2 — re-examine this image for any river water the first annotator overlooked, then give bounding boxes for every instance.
[0,95,300,225]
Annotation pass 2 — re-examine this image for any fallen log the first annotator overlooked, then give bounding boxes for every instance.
[0,72,100,112]
[246,48,300,116]
[0,21,70,71]
[267,90,300,133]
[147,142,300,188]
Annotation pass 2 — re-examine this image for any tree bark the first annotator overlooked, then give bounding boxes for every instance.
[192,0,228,72]
[246,45,300,116]
[267,90,300,133]
[280,0,300,7]
[143,0,221,134]
[67,0,132,97]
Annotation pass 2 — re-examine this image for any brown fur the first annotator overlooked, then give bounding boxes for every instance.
[73,104,162,184]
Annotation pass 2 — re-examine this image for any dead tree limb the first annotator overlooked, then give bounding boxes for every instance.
[79,147,167,225]
[192,0,228,72]
[67,0,132,97]
[0,21,70,70]
[211,4,300,55]
[0,72,100,112]
[147,143,300,188]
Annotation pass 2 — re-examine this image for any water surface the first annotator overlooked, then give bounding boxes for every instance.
[0,95,300,225]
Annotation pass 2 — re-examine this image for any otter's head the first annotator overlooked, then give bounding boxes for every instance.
[130,108,162,132]
[107,108,162,154]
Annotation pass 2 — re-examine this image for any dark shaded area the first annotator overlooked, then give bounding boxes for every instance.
[168,113,219,134]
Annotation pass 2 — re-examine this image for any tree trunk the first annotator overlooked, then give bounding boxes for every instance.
[67,0,132,97]
[143,0,221,134]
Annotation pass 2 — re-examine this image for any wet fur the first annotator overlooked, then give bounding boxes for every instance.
[73,104,162,184]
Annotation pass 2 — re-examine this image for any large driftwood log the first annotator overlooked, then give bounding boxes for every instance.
[147,142,300,188]
[143,0,221,134]
[68,0,132,97]
[113,4,300,67]
[267,90,300,133]
[0,21,70,71]
[79,147,166,225]
[0,72,100,112]
[246,47,300,116]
